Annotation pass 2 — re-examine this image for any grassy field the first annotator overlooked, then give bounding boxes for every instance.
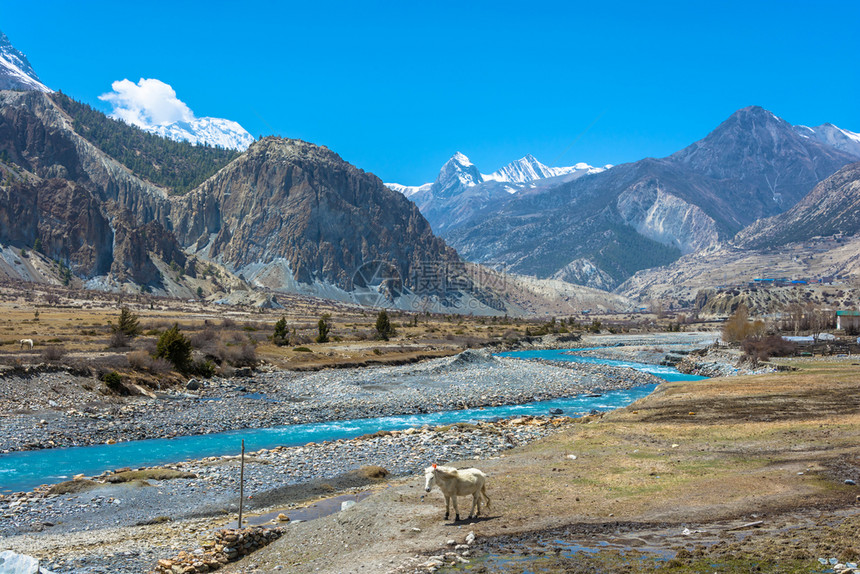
[431,361,860,573]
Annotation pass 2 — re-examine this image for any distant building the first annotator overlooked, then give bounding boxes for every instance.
[836,310,860,331]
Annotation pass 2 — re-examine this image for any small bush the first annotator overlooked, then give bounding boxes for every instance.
[214,343,257,368]
[41,345,66,361]
[742,335,797,362]
[191,358,216,378]
[293,346,312,352]
[127,350,171,374]
[108,330,129,349]
[102,371,126,395]
[190,326,218,347]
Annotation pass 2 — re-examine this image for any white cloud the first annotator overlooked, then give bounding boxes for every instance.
[99,78,195,128]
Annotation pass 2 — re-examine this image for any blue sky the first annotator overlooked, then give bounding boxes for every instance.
[2,1,859,183]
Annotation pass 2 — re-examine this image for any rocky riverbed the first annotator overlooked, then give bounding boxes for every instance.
[0,350,658,454]
[0,415,579,574]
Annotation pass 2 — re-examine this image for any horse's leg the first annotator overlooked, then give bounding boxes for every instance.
[452,495,460,521]
[444,494,450,520]
[469,492,478,519]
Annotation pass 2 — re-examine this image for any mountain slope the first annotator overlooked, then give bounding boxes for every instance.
[736,161,860,249]
[0,30,50,92]
[51,93,240,194]
[619,162,860,306]
[443,106,859,289]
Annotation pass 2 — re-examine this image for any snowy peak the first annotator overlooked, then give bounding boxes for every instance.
[99,78,254,151]
[433,152,484,195]
[484,154,555,183]
[484,154,605,183]
[794,123,860,159]
[0,30,51,92]
[147,117,255,150]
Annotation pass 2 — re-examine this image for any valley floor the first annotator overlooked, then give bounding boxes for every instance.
[5,334,857,574]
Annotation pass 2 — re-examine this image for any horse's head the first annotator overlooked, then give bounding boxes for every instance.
[424,464,437,492]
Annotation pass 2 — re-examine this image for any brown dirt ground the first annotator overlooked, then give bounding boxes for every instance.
[219,360,860,573]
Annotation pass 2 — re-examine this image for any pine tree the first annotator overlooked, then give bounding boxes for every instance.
[316,314,331,344]
[156,323,192,372]
[273,316,289,346]
[374,310,396,341]
[115,307,141,339]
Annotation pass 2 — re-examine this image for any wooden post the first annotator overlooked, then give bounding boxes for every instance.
[238,439,245,528]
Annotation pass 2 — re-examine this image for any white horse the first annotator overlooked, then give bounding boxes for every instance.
[424,464,491,522]
[19,339,33,350]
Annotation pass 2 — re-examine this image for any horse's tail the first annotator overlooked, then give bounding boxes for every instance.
[481,482,491,511]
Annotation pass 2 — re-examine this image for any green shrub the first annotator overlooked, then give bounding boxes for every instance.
[273,316,289,346]
[156,323,192,372]
[191,359,216,378]
[316,314,331,343]
[102,371,126,394]
[293,346,312,352]
[374,310,396,341]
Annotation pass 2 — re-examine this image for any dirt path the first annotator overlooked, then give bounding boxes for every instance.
[219,359,860,573]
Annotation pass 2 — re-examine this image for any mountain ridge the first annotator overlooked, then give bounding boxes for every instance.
[440,106,860,289]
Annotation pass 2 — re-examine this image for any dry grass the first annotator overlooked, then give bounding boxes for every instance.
[475,361,860,532]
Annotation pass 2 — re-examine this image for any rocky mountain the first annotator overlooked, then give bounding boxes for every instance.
[0,90,179,287]
[387,152,604,233]
[736,161,860,249]
[0,30,50,92]
[619,162,860,307]
[442,106,860,289]
[171,138,505,311]
[0,90,510,312]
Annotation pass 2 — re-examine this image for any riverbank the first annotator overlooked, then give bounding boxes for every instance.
[0,350,660,455]
[0,415,577,573]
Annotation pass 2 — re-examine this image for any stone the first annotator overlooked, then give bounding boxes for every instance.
[340,500,356,511]
[465,532,475,545]
[186,379,200,391]
[0,551,41,574]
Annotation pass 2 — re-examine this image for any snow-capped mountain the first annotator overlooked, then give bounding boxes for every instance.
[385,152,606,233]
[483,154,607,184]
[795,123,860,159]
[146,117,255,150]
[0,30,51,92]
[386,152,604,199]
[434,152,485,194]
[385,182,432,198]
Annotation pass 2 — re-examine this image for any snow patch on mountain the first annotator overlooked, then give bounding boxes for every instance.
[795,123,860,159]
[483,154,605,184]
[100,78,254,150]
[385,182,432,198]
[0,30,51,92]
[147,117,255,150]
